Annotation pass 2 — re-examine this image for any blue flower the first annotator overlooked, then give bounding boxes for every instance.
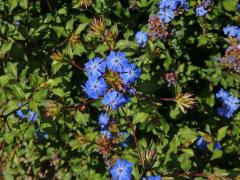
[158,8,175,23]
[216,88,229,100]
[27,111,38,122]
[158,0,171,9]
[196,6,207,17]
[98,112,109,129]
[106,51,129,72]
[158,0,179,10]
[102,91,130,110]
[196,136,208,151]
[202,0,211,8]
[214,142,222,150]
[110,159,133,180]
[159,0,188,11]
[217,107,234,118]
[143,176,162,180]
[135,31,148,48]
[85,76,107,99]
[120,63,141,84]
[100,129,112,138]
[84,57,106,78]
[16,109,26,119]
[16,103,38,122]
[216,89,239,118]
[223,25,240,37]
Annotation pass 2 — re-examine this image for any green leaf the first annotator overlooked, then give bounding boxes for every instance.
[5,62,18,79]
[19,0,28,9]
[133,112,149,124]
[217,126,228,141]
[211,149,223,160]
[197,35,208,47]
[8,0,18,13]
[3,100,19,116]
[52,88,66,97]
[52,61,64,74]
[0,40,13,55]
[75,23,88,34]
[75,111,89,126]
[222,0,238,12]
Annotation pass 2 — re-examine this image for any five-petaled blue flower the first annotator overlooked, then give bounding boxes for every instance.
[85,76,107,99]
[196,6,208,17]
[84,57,106,78]
[159,8,175,23]
[120,63,141,84]
[135,31,148,48]
[98,112,109,129]
[106,51,129,72]
[110,159,133,180]
[102,90,130,110]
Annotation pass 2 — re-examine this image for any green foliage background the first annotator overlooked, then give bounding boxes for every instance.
[0,0,240,179]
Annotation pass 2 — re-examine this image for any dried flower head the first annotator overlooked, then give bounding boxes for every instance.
[148,14,169,40]
[104,30,118,50]
[68,33,80,45]
[89,17,105,37]
[98,136,111,158]
[44,101,61,120]
[165,71,177,86]
[79,0,92,8]
[175,93,196,114]
[50,51,64,61]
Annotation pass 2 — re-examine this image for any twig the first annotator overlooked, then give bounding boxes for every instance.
[121,107,144,164]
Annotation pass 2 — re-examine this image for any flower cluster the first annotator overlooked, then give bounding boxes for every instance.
[196,0,212,17]
[98,112,111,138]
[196,136,222,151]
[16,103,38,122]
[216,88,239,118]
[110,159,133,180]
[98,113,130,148]
[158,0,188,23]
[148,14,169,40]
[83,51,141,111]
[223,25,240,40]
[221,44,240,73]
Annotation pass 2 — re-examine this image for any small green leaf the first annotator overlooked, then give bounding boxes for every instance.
[75,111,89,126]
[133,112,149,124]
[211,149,223,160]
[217,126,228,141]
